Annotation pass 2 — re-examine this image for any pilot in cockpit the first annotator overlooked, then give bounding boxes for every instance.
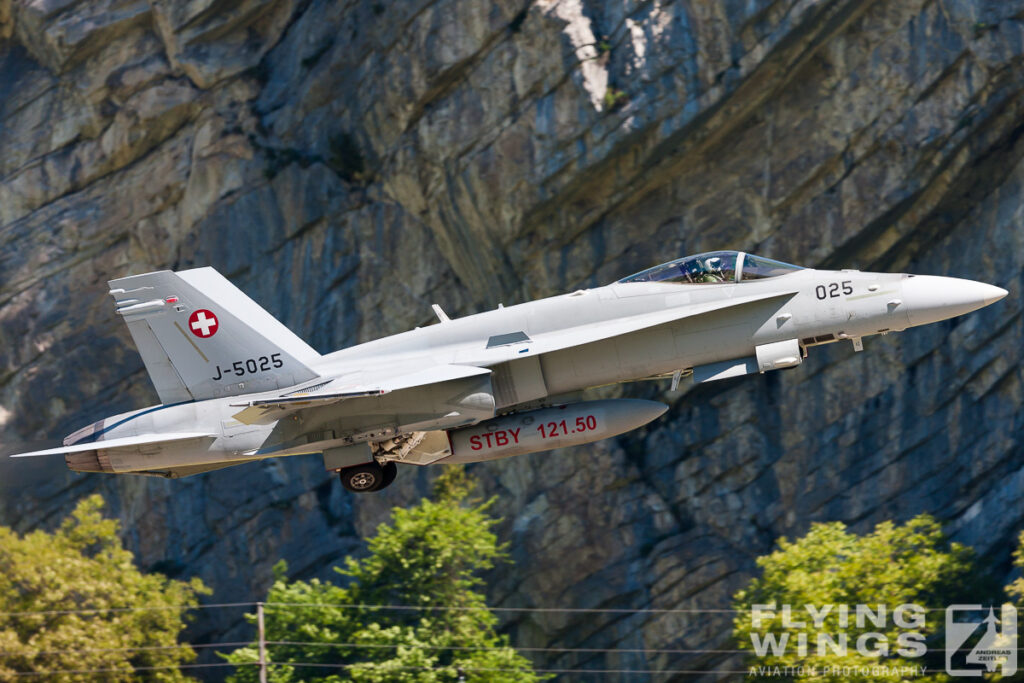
[692,256,726,283]
[617,250,800,285]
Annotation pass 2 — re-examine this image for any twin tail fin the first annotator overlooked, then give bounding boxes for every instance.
[108,268,320,403]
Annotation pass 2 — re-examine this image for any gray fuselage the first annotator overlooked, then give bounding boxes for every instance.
[83,267,928,472]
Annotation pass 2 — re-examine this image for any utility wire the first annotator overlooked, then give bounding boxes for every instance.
[263,603,989,614]
[0,639,753,659]
[266,640,745,655]
[2,601,989,676]
[273,663,754,674]
[7,661,755,676]
[274,663,761,675]
[267,641,998,654]
[2,602,982,617]
[0,639,997,659]
[0,602,808,616]
[8,662,253,676]
[0,642,250,658]
[0,601,254,618]
[266,602,742,614]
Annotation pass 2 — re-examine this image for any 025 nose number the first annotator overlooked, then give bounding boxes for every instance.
[537,415,598,439]
[815,281,853,299]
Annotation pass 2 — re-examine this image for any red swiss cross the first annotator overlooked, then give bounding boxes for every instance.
[188,309,219,338]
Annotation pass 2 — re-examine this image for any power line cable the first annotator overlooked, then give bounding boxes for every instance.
[0,601,255,618]
[8,662,252,677]
[266,663,765,675]
[265,602,742,614]
[2,601,984,617]
[0,639,751,659]
[0,642,250,658]
[265,640,746,655]
[7,661,757,676]
[0,639,1000,659]
[2,600,986,677]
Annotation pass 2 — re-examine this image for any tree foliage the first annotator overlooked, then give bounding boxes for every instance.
[733,515,978,682]
[0,495,209,681]
[224,467,545,682]
[1005,531,1024,605]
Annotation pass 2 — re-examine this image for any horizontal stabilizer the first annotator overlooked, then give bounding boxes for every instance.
[9,433,216,458]
[232,364,492,425]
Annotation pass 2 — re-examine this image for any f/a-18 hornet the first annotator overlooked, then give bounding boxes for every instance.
[12,251,1007,492]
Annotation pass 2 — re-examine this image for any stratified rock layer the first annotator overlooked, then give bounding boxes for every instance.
[2,0,1023,680]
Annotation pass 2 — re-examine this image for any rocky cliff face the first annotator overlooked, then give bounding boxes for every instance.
[2,0,1023,679]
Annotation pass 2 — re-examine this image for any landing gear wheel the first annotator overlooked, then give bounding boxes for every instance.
[339,462,384,493]
[381,461,398,488]
[338,461,398,493]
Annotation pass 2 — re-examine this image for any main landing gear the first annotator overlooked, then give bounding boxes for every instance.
[338,460,398,493]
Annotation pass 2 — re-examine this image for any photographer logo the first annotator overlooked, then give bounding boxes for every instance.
[945,605,1017,677]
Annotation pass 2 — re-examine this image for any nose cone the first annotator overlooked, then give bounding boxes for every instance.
[603,399,670,435]
[901,275,1008,327]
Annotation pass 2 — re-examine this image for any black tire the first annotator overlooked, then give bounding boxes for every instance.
[381,461,398,488]
[339,462,385,493]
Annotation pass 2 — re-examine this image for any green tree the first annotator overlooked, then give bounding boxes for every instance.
[1000,533,1024,682]
[1005,531,1024,605]
[0,495,209,681]
[224,467,545,682]
[733,515,978,682]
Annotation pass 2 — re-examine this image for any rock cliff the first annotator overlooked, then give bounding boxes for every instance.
[2,0,1023,679]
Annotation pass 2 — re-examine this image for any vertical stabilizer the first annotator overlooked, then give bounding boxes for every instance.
[109,268,319,402]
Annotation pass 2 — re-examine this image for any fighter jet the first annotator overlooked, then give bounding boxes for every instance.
[9,251,1008,492]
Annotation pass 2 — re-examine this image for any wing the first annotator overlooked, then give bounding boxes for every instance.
[467,289,798,365]
[9,432,217,458]
[230,364,492,425]
[232,290,794,425]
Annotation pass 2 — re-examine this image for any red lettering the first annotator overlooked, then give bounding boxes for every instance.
[509,427,520,444]
[495,431,509,447]
[470,435,482,451]
[482,433,494,448]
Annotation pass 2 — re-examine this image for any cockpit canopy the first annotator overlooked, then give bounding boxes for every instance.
[617,251,802,285]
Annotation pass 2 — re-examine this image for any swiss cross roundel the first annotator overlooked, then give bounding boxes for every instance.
[188,309,219,338]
